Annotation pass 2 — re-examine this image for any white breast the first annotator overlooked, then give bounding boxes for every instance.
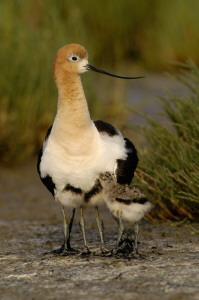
[40,123,127,193]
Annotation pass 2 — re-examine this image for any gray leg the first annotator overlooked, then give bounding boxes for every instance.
[117,217,124,246]
[112,216,124,254]
[133,222,139,254]
[95,207,108,253]
[132,222,146,258]
[112,216,127,237]
[52,206,77,255]
[62,206,68,247]
[65,208,76,250]
[79,207,91,254]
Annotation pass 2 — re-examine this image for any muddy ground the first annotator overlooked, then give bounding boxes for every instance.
[0,160,199,300]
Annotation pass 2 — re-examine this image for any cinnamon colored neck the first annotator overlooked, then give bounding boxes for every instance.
[53,70,92,137]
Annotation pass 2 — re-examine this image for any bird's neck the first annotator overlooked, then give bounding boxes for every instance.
[52,71,92,139]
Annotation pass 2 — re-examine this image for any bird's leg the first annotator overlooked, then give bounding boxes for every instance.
[62,206,77,252]
[66,208,78,252]
[52,206,78,255]
[111,216,124,255]
[117,217,124,245]
[112,216,135,255]
[95,207,108,254]
[132,222,145,258]
[133,222,139,254]
[79,207,91,255]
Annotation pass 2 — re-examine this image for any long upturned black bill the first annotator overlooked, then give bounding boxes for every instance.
[86,64,144,79]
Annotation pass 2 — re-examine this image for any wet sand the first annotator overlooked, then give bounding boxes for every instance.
[0,160,199,300]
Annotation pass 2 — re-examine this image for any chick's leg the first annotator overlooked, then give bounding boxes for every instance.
[111,216,124,254]
[133,222,139,254]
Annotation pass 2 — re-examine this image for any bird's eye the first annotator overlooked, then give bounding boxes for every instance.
[69,55,80,62]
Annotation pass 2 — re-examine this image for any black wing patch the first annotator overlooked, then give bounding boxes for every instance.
[37,149,43,176]
[84,180,102,203]
[37,125,53,176]
[37,125,55,196]
[115,197,148,205]
[116,138,138,185]
[44,125,53,141]
[94,120,118,136]
[64,184,82,195]
[40,175,55,196]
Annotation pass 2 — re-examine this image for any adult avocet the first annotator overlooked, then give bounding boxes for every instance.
[37,43,143,255]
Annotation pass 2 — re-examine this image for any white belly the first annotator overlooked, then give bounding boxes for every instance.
[105,200,152,223]
[55,190,104,208]
[40,127,127,207]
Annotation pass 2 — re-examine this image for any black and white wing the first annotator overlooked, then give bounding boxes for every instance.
[37,125,55,196]
[94,120,138,185]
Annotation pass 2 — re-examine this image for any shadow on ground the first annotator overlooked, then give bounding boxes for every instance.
[0,160,199,300]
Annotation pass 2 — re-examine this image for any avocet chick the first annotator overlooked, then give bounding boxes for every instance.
[99,172,151,255]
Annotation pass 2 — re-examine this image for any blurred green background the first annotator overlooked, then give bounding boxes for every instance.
[1,0,199,163]
[0,0,199,220]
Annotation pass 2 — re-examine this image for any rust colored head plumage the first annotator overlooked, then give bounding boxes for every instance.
[54,44,89,80]
[54,43,144,81]
[57,44,88,60]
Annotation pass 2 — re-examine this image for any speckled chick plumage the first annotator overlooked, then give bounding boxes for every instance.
[99,173,151,223]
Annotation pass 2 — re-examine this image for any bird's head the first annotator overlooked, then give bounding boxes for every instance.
[54,43,144,79]
[54,44,89,75]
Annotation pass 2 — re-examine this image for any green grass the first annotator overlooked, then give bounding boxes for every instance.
[0,1,199,220]
[1,0,199,164]
[135,60,199,220]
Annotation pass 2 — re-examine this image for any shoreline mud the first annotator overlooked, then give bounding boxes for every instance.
[0,160,199,300]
